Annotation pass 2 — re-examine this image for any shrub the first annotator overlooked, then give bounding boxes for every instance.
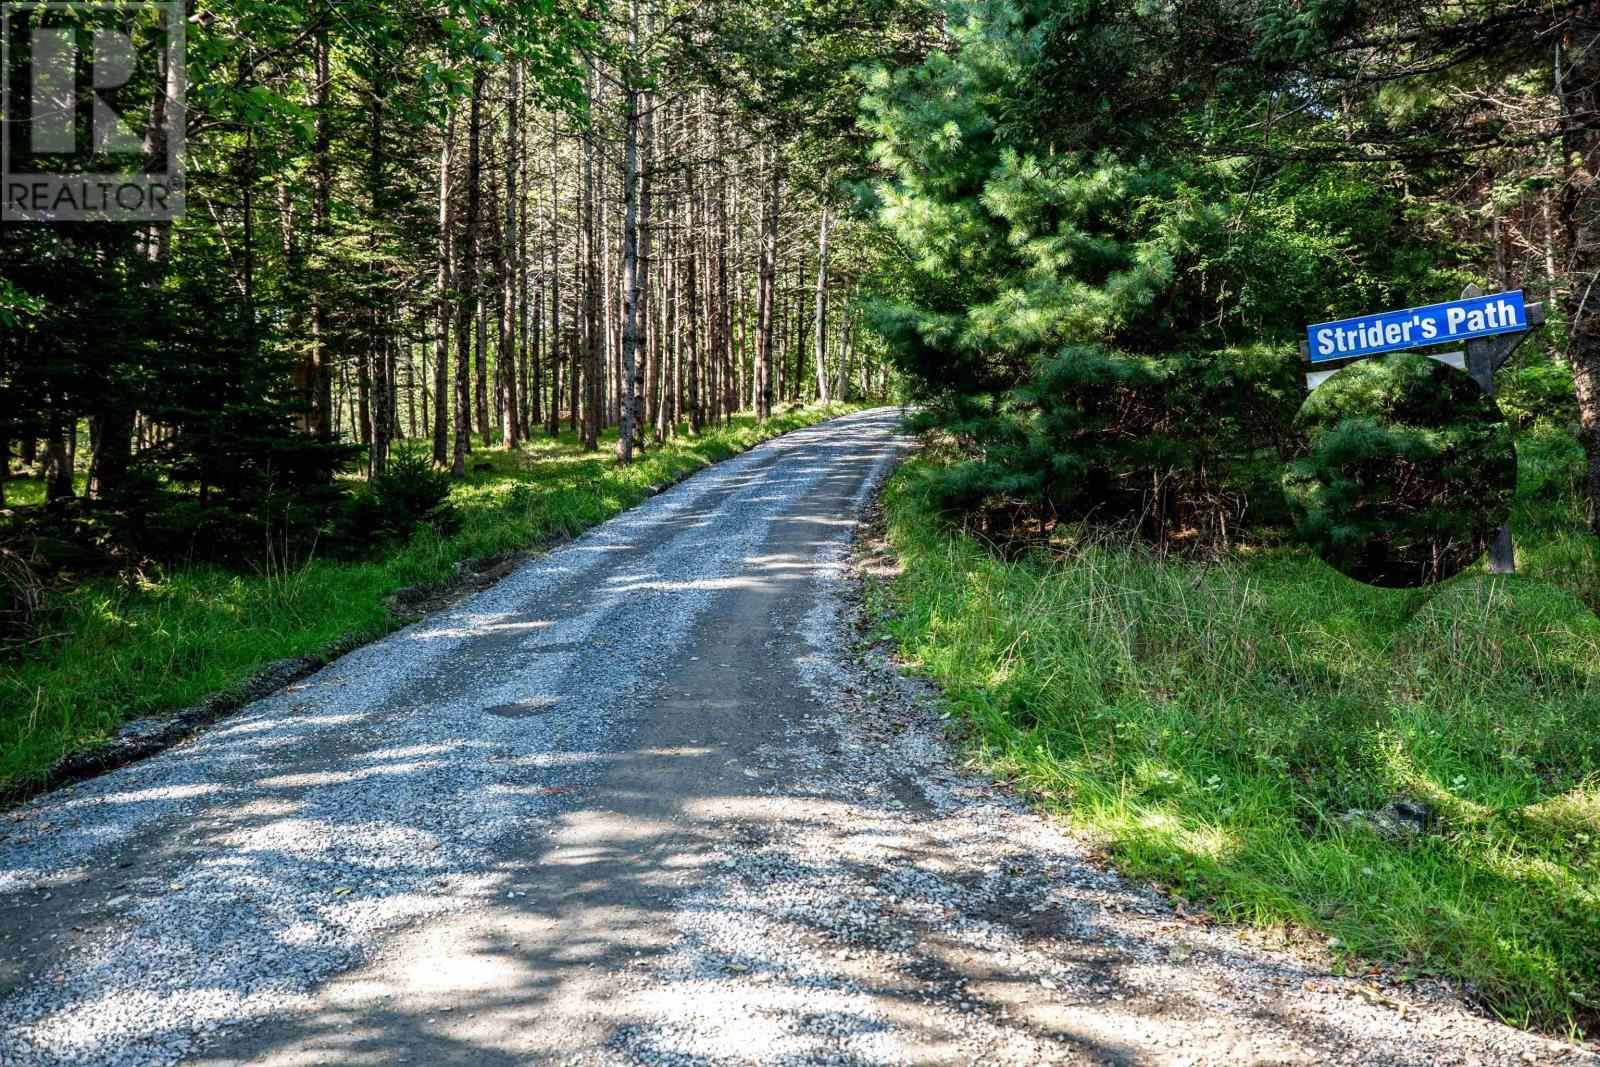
[327,443,458,552]
[359,441,460,543]
[1283,353,1517,587]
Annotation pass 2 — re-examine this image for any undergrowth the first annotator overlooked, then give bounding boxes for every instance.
[877,448,1600,1037]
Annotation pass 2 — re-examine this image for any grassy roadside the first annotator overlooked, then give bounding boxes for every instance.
[1,403,861,792]
[874,451,1600,1036]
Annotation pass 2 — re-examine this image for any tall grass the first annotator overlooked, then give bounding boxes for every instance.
[0,405,859,790]
[879,455,1600,1035]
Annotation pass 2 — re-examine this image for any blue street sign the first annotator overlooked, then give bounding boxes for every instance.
[1305,290,1527,364]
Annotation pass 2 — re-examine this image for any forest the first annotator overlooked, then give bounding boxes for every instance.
[0,0,918,551]
[0,0,920,787]
[5,0,1599,656]
[3,0,1600,1037]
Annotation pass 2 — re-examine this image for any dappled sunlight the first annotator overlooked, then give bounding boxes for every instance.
[0,410,937,1064]
[486,749,625,771]
[602,575,782,596]
[403,946,525,997]
[1172,821,1242,863]
[886,451,1600,1034]
[407,614,555,641]
[777,514,858,529]
[60,782,228,811]
[359,742,466,762]
[254,761,447,790]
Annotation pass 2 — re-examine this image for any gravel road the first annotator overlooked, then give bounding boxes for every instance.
[1,407,1592,1066]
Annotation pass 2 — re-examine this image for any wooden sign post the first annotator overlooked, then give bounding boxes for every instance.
[1458,284,1545,574]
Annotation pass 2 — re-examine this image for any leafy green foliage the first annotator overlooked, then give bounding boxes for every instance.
[861,0,1451,544]
[1284,354,1517,588]
[0,0,595,568]
[1,231,359,566]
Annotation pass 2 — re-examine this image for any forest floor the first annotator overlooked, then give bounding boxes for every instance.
[0,408,1591,1066]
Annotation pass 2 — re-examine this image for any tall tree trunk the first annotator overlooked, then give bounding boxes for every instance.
[581,60,602,450]
[548,113,563,437]
[813,208,831,403]
[489,177,507,439]
[733,183,748,410]
[309,27,333,435]
[434,106,455,465]
[87,406,132,501]
[475,278,491,439]
[702,173,719,424]
[634,81,653,452]
[685,148,702,436]
[453,64,485,475]
[642,101,662,441]
[518,93,534,437]
[658,192,678,443]
[837,303,854,400]
[366,60,390,479]
[476,287,490,440]
[531,283,543,431]
[1563,6,1600,534]
[44,408,73,505]
[617,1,643,464]
[756,150,781,422]
[407,340,419,439]
[716,143,734,422]
[496,65,521,451]
[501,62,522,449]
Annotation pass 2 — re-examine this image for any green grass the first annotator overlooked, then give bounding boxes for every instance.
[2,472,85,508]
[0,404,861,792]
[876,449,1600,1036]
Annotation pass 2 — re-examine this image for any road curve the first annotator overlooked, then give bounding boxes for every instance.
[0,407,1589,1067]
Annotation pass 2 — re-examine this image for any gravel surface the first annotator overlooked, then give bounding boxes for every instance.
[1,407,1591,1066]
[590,516,1597,1067]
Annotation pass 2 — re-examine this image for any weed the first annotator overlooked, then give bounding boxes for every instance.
[880,454,1600,1035]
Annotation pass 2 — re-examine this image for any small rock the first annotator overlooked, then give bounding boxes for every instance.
[1338,799,1434,838]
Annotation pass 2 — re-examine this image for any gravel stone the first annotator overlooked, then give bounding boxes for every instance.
[1,408,1590,1067]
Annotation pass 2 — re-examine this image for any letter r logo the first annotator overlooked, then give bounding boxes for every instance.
[3,2,186,221]
[26,24,144,155]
